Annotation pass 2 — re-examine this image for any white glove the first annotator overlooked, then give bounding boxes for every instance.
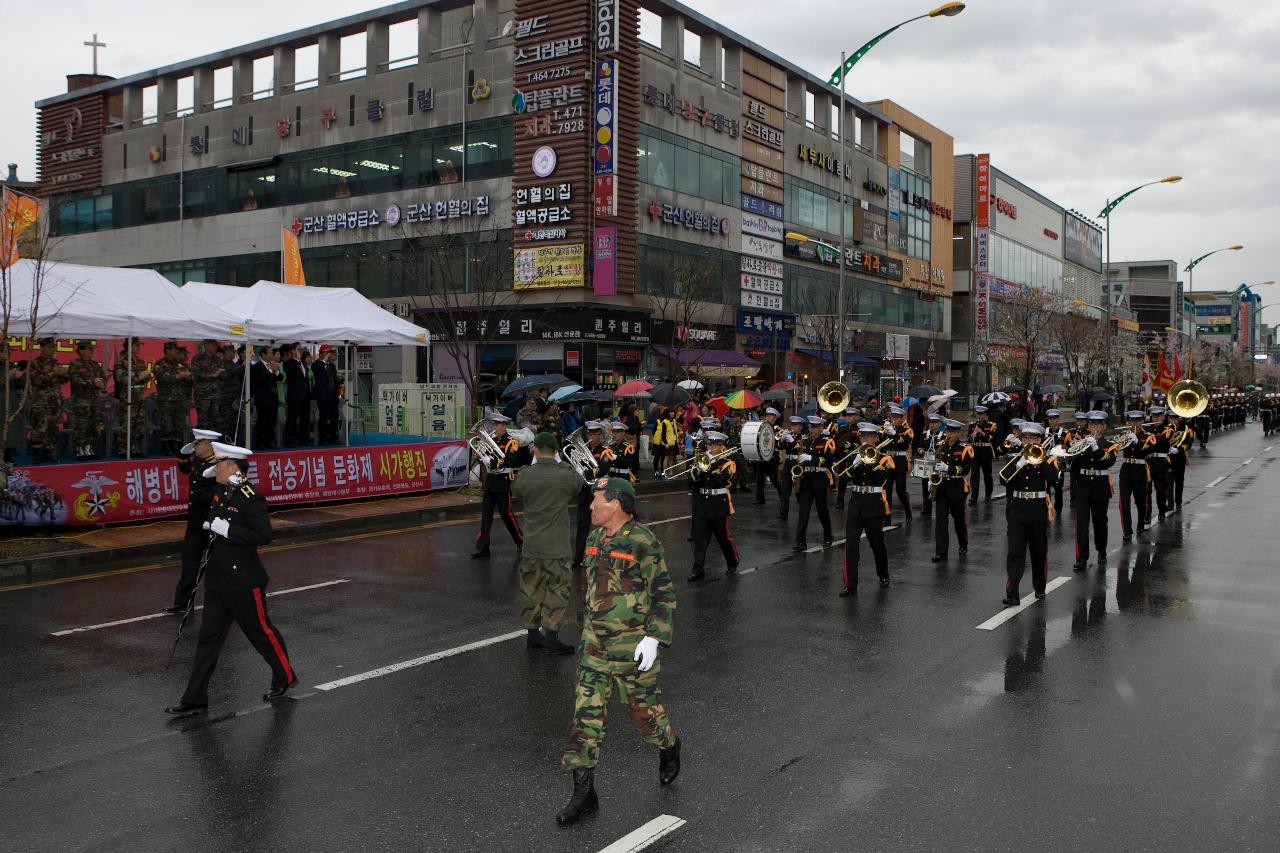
[934,462,949,473]
[209,517,231,538]
[1008,436,1023,449]
[798,453,813,464]
[1049,446,1067,458]
[1087,436,1099,450]
[634,636,660,672]
[1015,458,1027,470]
[1169,447,1179,455]
[201,520,212,531]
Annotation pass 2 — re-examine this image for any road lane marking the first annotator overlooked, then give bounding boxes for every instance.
[649,515,693,526]
[598,815,687,853]
[1205,476,1227,488]
[975,576,1071,631]
[313,630,524,691]
[1242,458,1254,466]
[49,579,351,636]
[802,525,900,553]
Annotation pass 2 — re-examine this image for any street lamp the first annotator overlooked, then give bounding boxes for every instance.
[1183,244,1244,292]
[826,3,965,379]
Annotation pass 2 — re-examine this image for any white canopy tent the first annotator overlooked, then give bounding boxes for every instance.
[3,260,246,458]
[182,280,432,447]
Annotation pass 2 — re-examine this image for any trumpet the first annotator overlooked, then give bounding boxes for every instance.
[998,442,1047,480]
[817,381,850,415]
[831,436,894,478]
[468,423,506,469]
[561,426,599,483]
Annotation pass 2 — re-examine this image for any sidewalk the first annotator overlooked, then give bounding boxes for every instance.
[0,477,687,587]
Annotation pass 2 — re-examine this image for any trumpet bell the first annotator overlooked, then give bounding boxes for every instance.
[1168,379,1209,419]
[817,381,851,415]
[1023,443,1046,465]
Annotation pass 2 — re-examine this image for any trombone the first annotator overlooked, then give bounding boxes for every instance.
[997,442,1047,480]
[831,436,894,478]
[662,446,737,480]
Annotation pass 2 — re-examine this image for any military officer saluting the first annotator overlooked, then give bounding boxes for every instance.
[999,422,1062,606]
[557,478,680,826]
[165,442,296,716]
[166,428,223,614]
[1070,411,1117,572]
[931,418,974,563]
[838,422,894,597]
[688,431,739,582]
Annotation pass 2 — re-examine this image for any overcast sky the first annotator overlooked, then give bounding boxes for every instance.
[5,0,1277,307]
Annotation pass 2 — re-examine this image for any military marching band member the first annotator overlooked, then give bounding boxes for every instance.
[918,412,943,515]
[998,423,1061,606]
[166,428,223,614]
[1142,405,1173,525]
[931,419,974,563]
[1069,412,1117,572]
[884,404,913,520]
[1044,409,1067,514]
[967,405,997,504]
[1167,412,1189,510]
[471,413,527,559]
[777,415,804,521]
[684,417,716,542]
[688,432,739,582]
[165,442,296,716]
[1260,396,1274,436]
[792,415,836,551]
[557,477,679,826]
[572,421,615,568]
[754,407,785,507]
[838,423,894,597]
[608,420,638,484]
[833,417,856,510]
[1117,410,1153,541]
[1194,400,1212,447]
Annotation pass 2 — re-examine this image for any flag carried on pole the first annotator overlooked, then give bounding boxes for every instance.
[1173,354,1183,382]
[1142,353,1153,402]
[1,187,41,269]
[281,227,306,285]
[1154,353,1174,393]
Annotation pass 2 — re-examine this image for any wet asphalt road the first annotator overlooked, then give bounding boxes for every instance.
[2,427,1279,852]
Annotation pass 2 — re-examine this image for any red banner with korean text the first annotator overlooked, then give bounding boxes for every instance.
[0,440,469,526]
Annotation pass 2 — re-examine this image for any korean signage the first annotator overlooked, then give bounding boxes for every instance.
[1063,214,1103,273]
[993,196,1018,219]
[740,213,785,241]
[975,227,990,273]
[593,59,618,217]
[514,183,572,228]
[736,308,795,343]
[975,274,990,339]
[975,153,991,229]
[443,308,651,344]
[740,273,783,296]
[379,383,465,440]
[642,84,740,137]
[647,200,730,236]
[742,159,784,189]
[907,194,952,220]
[742,177,785,206]
[292,195,490,236]
[741,256,784,279]
[887,168,901,222]
[37,97,106,193]
[783,233,904,282]
[797,143,852,179]
[1,442,467,526]
[514,243,586,289]
[741,194,784,221]
[740,290,783,311]
[593,226,617,296]
[742,233,784,261]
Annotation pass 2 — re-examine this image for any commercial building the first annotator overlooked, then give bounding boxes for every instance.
[33,0,954,403]
[1104,259,1181,341]
[1189,285,1263,352]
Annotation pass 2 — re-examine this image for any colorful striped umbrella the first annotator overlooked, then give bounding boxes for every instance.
[723,389,763,409]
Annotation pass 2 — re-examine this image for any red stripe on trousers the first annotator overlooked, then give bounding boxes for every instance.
[253,587,294,683]
[725,520,739,563]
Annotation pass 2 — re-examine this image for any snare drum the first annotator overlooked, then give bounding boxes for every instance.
[739,420,777,463]
[911,452,935,480]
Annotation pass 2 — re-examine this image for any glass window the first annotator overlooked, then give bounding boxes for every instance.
[648,136,674,188]
[675,146,699,195]
[93,195,113,229]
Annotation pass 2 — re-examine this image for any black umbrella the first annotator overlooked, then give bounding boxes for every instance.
[650,383,691,405]
[1043,384,1067,395]
[500,373,573,399]
[1000,384,1026,394]
[1089,390,1115,403]
[908,385,943,399]
[561,390,612,403]
[848,384,875,400]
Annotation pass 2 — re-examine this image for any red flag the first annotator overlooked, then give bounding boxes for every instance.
[1154,353,1174,393]
[1173,354,1183,381]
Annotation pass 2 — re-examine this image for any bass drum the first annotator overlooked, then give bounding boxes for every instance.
[739,420,777,463]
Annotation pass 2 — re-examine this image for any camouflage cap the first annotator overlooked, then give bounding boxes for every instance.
[593,476,635,499]
[533,431,558,450]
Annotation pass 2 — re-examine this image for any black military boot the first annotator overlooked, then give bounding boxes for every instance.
[539,628,574,655]
[659,736,681,785]
[687,567,706,582]
[526,628,542,649]
[555,768,598,825]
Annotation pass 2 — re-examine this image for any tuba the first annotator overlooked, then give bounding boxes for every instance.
[1167,379,1209,419]
[468,423,506,469]
[561,427,599,483]
[817,381,850,415]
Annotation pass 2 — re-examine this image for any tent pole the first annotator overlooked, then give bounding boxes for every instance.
[125,337,133,461]
[241,336,253,449]
[345,344,352,447]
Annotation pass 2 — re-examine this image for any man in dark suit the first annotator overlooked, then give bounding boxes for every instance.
[251,347,280,449]
[282,343,309,447]
[311,345,340,444]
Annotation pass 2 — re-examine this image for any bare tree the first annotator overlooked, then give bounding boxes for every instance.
[644,250,728,385]
[991,287,1059,390]
[1,192,52,467]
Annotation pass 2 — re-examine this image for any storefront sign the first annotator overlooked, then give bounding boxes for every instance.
[742,119,784,149]
[908,193,952,220]
[1043,228,1058,240]
[742,233,784,261]
[445,307,651,344]
[514,243,586,289]
[642,84,740,137]
[513,83,586,114]
[593,59,618,217]
[741,213,785,240]
[566,349,581,367]
[1063,214,1103,273]
[844,247,903,281]
[524,227,568,241]
[593,226,617,296]
[994,196,1017,219]
[862,178,887,196]
[736,308,795,342]
[37,95,105,193]
[596,0,620,53]
[293,195,491,236]
[741,177,784,205]
[975,274,990,338]
[744,97,781,130]
[741,290,783,311]
[1,442,467,526]
[741,256,784,279]
[742,140,785,170]
[514,183,572,227]
[887,168,901,222]
[975,227,989,273]
[797,143,851,178]
[515,35,586,66]
[976,153,991,228]
[647,201,730,235]
[740,194,784,221]
[742,159,784,189]
[740,273,783,295]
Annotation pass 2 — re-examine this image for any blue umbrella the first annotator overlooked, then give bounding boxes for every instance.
[500,373,572,399]
[797,401,819,417]
[549,383,583,402]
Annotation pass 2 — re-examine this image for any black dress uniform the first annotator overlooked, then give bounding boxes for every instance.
[967,420,997,503]
[792,428,836,550]
[689,451,739,581]
[609,437,638,483]
[473,430,528,556]
[931,433,974,560]
[883,421,913,518]
[175,473,295,709]
[1142,420,1173,525]
[754,416,785,506]
[1069,433,1117,570]
[573,434,614,566]
[1044,424,1069,513]
[171,444,221,609]
[1117,421,1153,539]
[775,424,801,520]
[1168,419,1189,508]
[1000,449,1061,602]
[839,437,893,595]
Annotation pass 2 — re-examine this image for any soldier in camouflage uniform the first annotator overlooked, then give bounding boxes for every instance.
[218,344,245,441]
[112,342,153,457]
[556,477,681,826]
[153,341,193,455]
[67,341,106,460]
[26,338,68,464]
[190,340,226,437]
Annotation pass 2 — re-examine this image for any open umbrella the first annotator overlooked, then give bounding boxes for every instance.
[676,379,705,391]
[614,378,654,397]
[549,383,583,402]
[1000,383,1026,394]
[562,390,613,403]
[704,395,730,416]
[980,391,1011,405]
[501,373,573,398]
[1089,390,1115,403]
[1043,383,1067,396]
[797,401,819,417]
[724,389,763,410]
[769,380,796,391]
[909,385,943,399]
[762,389,790,401]
[650,383,691,405]
[848,384,874,400]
